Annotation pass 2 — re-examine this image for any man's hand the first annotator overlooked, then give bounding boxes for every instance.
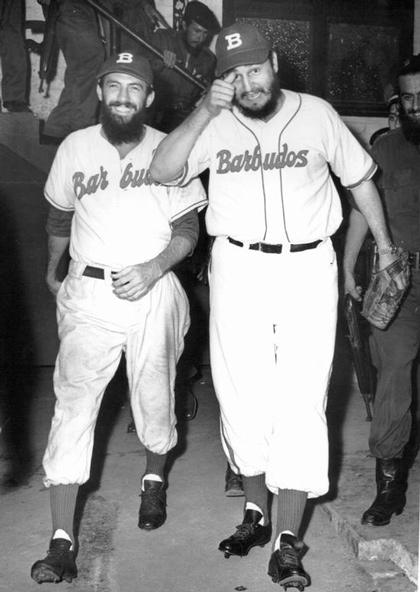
[143,3,171,29]
[163,50,177,69]
[362,247,411,330]
[111,262,161,301]
[377,252,410,291]
[201,72,236,117]
[46,275,62,297]
[343,270,363,302]
[344,251,410,302]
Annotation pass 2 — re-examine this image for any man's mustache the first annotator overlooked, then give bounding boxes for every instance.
[240,88,266,99]
[109,101,137,109]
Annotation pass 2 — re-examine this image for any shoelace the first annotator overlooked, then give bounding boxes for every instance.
[279,545,300,567]
[231,523,256,539]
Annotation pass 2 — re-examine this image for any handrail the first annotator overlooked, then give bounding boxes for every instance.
[86,0,207,91]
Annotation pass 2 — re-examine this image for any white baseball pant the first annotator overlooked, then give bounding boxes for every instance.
[209,236,338,498]
[43,260,189,487]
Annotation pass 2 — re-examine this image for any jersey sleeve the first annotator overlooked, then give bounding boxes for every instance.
[322,102,377,189]
[168,176,208,222]
[176,130,212,186]
[44,138,77,212]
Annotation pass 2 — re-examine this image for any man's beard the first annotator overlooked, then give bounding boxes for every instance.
[233,75,281,121]
[182,33,203,57]
[400,110,420,146]
[100,101,145,145]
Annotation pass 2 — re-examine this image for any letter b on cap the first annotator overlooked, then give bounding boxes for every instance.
[117,52,134,63]
[225,33,242,51]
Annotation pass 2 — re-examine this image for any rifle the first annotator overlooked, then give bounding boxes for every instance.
[85,0,207,92]
[344,294,375,421]
[38,0,60,96]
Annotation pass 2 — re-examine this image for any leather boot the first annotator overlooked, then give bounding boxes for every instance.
[361,458,407,526]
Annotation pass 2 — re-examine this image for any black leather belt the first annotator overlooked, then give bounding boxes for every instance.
[227,237,322,254]
[82,265,107,279]
[408,252,420,270]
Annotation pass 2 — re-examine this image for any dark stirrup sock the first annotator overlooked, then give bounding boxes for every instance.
[242,473,268,520]
[50,483,80,545]
[275,488,307,540]
[144,449,167,481]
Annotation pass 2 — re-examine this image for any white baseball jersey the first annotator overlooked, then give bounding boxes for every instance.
[174,91,375,498]
[42,124,207,487]
[45,124,207,268]
[181,90,376,244]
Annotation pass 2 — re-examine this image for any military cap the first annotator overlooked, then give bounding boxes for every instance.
[184,1,220,32]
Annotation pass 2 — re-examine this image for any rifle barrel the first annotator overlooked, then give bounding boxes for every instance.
[86,0,207,91]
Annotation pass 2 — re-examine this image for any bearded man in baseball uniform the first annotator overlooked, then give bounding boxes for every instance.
[150,24,408,589]
[30,52,206,585]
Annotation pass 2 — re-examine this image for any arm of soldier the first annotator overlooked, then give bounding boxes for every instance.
[162,50,177,68]
[45,205,73,296]
[112,209,199,301]
[349,179,408,291]
[141,0,172,30]
[343,208,370,301]
[149,73,236,183]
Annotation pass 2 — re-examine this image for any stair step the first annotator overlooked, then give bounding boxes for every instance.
[0,112,57,173]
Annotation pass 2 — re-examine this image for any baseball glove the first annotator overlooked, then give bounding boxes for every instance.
[362,247,410,330]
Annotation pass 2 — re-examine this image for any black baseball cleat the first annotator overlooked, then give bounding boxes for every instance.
[31,538,77,584]
[218,509,271,558]
[175,380,198,421]
[138,480,167,530]
[127,419,136,433]
[268,533,309,591]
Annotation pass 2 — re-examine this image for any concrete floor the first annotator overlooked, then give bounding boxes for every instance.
[0,324,418,592]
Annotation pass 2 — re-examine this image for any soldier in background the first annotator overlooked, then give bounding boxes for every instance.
[145,1,220,132]
[0,0,31,112]
[37,0,161,142]
[344,55,420,528]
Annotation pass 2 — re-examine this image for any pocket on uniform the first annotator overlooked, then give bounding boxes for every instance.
[381,168,416,215]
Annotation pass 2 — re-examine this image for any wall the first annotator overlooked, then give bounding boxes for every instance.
[23,0,222,121]
[5,0,419,146]
[415,0,420,54]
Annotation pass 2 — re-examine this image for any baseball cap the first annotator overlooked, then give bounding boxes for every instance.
[215,23,270,77]
[184,1,220,32]
[97,52,153,87]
